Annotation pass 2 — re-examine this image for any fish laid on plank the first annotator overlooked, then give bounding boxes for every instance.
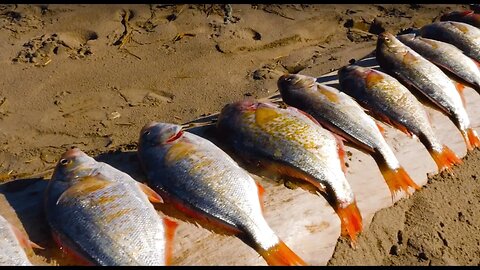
[376,32,480,151]
[278,74,419,201]
[397,33,480,94]
[419,21,480,61]
[217,100,362,244]
[45,148,177,266]
[0,214,41,266]
[440,10,480,28]
[338,64,462,173]
[137,122,307,266]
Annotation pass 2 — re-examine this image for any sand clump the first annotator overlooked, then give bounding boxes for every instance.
[328,149,480,266]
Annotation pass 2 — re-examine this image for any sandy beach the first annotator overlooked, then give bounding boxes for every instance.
[0,4,478,266]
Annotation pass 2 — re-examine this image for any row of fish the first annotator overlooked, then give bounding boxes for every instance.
[3,11,480,266]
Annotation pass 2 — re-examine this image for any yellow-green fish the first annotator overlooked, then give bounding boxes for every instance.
[338,65,462,173]
[45,148,177,266]
[278,74,419,201]
[138,122,307,266]
[217,100,363,244]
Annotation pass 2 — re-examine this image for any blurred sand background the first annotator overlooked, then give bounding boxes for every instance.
[0,4,478,266]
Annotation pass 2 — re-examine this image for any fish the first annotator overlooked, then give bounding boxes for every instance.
[216,100,362,244]
[338,64,462,173]
[137,122,307,266]
[45,148,177,266]
[440,10,480,28]
[419,21,480,61]
[397,33,480,94]
[0,214,41,266]
[376,32,480,151]
[278,74,420,201]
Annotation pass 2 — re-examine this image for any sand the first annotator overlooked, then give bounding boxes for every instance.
[0,4,478,266]
[328,149,480,266]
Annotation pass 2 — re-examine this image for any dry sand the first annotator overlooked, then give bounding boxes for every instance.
[0,4,478,266]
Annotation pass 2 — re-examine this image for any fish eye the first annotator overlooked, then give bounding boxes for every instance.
[60,158,71,166]
[144,130,151,136]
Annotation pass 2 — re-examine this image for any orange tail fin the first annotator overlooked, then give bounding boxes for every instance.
[379,166,420,201]
[163,218,179,266]
[430,145,462,174]
[464,128,480,151]
[334,201,363,247]
[257,240,307,266]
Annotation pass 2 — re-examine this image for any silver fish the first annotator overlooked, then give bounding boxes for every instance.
[137,122,307,266]
[216,100,363,244]
[397,33,480,93]
[45,148,176,266]
[0,215,38,266]
[338,64,462,173]
[278,73,419,200]
[420,21,480,61]
[376,32,480,151]
[440,10,480,28]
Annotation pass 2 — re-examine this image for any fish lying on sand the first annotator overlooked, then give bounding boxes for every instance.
[278,74,419,201]
[216,100,362,244]
[397,33,480,94]
[338,64,462,173]
[376,32,480,151]
[0,214,42,266]
[440,10,480,28]
[137,122,307,266]
[45,148,177,266]
[420,21,480,62]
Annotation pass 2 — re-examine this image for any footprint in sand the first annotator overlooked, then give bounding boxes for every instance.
[12,29,98,65]
[115,87,175,107]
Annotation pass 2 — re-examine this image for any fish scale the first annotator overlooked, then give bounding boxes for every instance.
[397,34,480,93]
[338,65,462,174]
[0,215,33,266]
[216,101,362,244]
[278,73,420,203]
[420,21,480,61]
[376,32,480,152]
[138,122,306,266]
[142,130,276,247]
[45,148,170,266]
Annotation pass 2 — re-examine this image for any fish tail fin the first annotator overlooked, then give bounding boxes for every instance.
[334,201,363,247]
[163,218,179,266]
[379,165,420,201]
[465,128,480,151]
[430,145,462,174]
[257,240,307,266]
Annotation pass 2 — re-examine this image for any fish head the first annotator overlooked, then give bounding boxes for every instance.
[51,147,97,184]
[338,65,368,80]
[218,100,257,124]
[337,65,370,95]
[277,73,317,96]
[377,32,401,48]
[396,33,416,43]
[139,122,184,149]
[440,10,473,21]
